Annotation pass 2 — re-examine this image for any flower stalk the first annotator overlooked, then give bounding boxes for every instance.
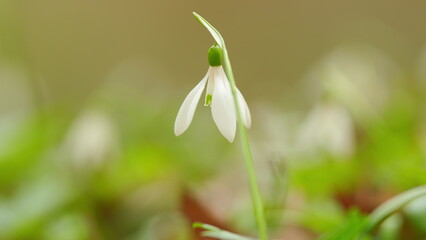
[192,12,269,240]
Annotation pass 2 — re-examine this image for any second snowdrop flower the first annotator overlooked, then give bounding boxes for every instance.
[174,45,251,142]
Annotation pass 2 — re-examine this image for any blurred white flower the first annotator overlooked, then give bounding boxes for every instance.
[63,110,119,169]
[296,101,355,159]
[303,45,399,121]
[174,45,250,142]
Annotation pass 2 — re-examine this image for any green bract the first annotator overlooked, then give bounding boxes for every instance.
[193,12,225,48]
[208,45,223,66]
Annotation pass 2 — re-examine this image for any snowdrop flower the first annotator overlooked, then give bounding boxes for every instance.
[63,110,120,170]
[174,45,251,142]
[297,101,354,159]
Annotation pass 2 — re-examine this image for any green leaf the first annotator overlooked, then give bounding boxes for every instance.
[366,185,426,232]
[193,222,254,240]
[192,12,225,48]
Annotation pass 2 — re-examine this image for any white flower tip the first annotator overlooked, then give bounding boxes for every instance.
[174,74,208,138]
[215,116,237,143]
[245,114,252,128]
[174,124,184,136]
[236,88,252,129]
[242,110,252,128]
[224,132,235,143]
[174,110,191,137]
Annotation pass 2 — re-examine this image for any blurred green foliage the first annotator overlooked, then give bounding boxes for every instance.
[1,0,426,239]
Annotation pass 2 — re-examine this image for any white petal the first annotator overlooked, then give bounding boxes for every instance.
[211,68,236,142]
[174,74,208,136]
[236,88,252,128]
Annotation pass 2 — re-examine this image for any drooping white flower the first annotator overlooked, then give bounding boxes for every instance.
[296,101,354,159]
[63,110,120,170]
[174,45,251,142]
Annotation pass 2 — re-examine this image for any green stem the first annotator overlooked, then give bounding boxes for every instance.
[191,12,268,239]
[222,48,269,240]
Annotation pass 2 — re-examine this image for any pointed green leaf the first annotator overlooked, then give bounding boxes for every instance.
[193,12,225,48]
[366,185,426,232]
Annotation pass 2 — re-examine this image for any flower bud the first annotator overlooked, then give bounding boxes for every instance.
[208,45,222,67]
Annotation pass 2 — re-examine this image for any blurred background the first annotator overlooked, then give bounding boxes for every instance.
[1,0,426,239]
